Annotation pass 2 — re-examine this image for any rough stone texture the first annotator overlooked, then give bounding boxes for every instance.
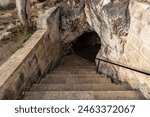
[0,19,21,42]
[119,1,150,98]
[60,0,90,44]
[0,32,11,41]
[85,0,129,61]
[36,2,46,9]
[0,13,12,19]
[84,0,150,98]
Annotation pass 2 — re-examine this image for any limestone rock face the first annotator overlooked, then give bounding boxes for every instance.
[84,0,150,98]
[60,0,90,44]
[85,0,129,61]
[122,1,150,98]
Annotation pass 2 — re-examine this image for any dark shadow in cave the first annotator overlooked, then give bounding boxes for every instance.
[72,31,101,62]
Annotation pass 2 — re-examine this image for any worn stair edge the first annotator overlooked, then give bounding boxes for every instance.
[55,68,97,71]
[24,91,145,100]
[59,61,95,66]
[57,66,96,68]
[40,77,111,84]
[46,74,107,78]
[30,84,130,91]
[60,55,95,65]
[51,71,97,74]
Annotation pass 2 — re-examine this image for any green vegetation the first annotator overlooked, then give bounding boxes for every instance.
[14,26,34,50]
[16,44,23,49]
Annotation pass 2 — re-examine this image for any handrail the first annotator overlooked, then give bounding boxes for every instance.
[95,57,150,76]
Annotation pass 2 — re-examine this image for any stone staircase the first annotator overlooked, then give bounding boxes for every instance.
[24,55,145,100]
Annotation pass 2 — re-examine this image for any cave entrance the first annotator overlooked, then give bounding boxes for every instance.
[72,31,101,62]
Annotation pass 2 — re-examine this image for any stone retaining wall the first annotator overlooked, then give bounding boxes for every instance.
[0,7,61,99]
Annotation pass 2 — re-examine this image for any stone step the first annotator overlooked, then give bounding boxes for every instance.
[56,67,96,71]
[55,68,96,71]
[46,74,107,79]
[24,91,145,100]
[51,70,97,74]
[58,66,96,69]
[59,60,95,66]
[60,64,95,66]
[60,55,95,66]
[70,55,95,64]
[59,62,95,66]
[40,77,111,84]
[30,84,129,91]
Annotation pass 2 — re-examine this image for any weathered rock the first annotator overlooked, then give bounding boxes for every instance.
[7,23,15,30]
[36,2,45,9]
[0,13,12,19]
[122,1,150,98]
[0,26,5,30]
[6,23,20,32]
[0,0,10,9]
[60,0,90,43]
[85,0,150,98]
[37,10,45,16]
[0,31,11,41]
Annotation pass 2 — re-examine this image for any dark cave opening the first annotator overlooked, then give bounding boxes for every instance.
[72,31,101,62]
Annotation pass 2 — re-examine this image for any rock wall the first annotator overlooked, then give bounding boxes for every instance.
[84,0,150,98]
[120,1,150,98]
[60,0,90,44]
[85,0,129,76]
